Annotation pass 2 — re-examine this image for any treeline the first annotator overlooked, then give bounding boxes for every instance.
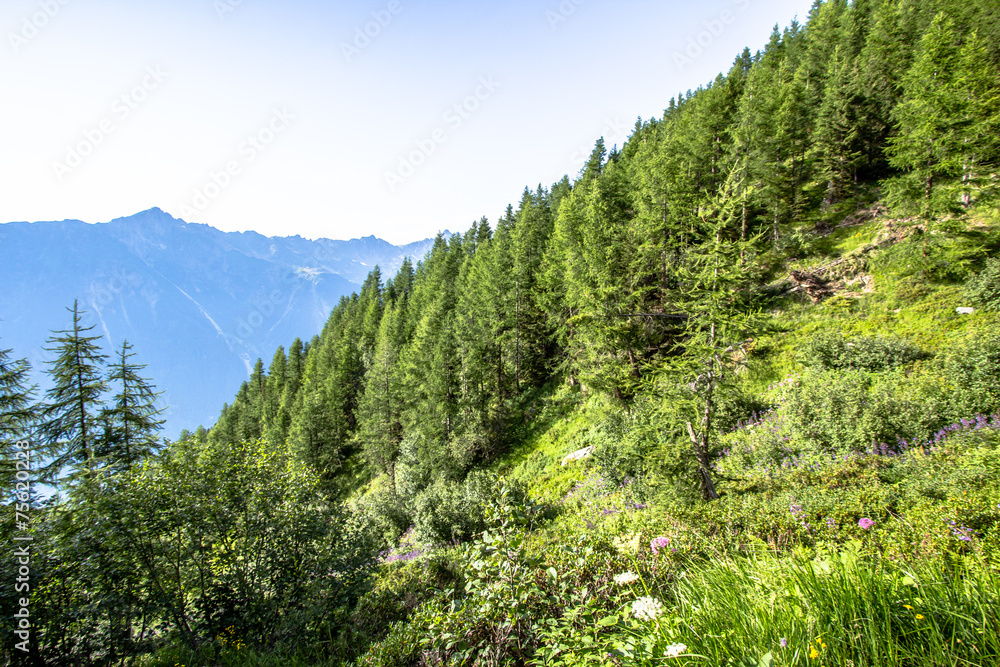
[203,0,1000,495]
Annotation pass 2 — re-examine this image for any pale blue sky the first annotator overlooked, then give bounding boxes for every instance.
[2,0,815,244]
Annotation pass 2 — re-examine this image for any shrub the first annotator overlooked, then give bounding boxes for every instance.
[800,331,924,373]
[590,412,651,488]
[411,471,496,546]
[785,369,921,455]
[964,257,1000,311]
[355,479,412,548]
[947,331,1000,417]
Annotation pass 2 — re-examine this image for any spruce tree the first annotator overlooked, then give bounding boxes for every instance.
[954,29,1000,206]
[39,300,109,482]
[888,13,964,206]
[98,339,164,472]
[814,46,863,203]
[263,346,288,445]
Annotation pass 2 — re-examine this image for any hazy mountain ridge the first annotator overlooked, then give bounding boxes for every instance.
[0,207,441,436]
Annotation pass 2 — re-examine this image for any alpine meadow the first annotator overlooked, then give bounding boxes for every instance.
[4,0,1000,665]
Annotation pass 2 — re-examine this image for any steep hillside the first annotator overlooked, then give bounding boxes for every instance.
[2,0,999,665]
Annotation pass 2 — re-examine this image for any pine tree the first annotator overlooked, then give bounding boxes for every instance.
[39,300,109,482]
[98,340,164,472]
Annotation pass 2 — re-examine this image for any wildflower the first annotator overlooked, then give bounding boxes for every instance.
[809,646,820,659]
[613,532,641,555]
[903,604,913,610]
[664,642,687,658]
[632,596,664,621]
[858,518,875,530]
[614,571,640,585]
[650,536,671,554]
[780,638,788,648]
[916,614,924,620]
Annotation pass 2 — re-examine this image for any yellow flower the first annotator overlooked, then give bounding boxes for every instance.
[916,614,925,620]
[809,646,820,659]
[903,605,913,610]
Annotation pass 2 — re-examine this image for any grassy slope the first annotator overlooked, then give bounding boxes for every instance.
[350,204,1000,665]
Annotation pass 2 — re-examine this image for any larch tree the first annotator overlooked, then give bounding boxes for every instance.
[654,172,763,501]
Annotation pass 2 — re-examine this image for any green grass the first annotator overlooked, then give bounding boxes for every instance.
[654,546,1000,666]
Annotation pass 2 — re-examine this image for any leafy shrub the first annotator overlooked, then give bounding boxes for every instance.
[355,479,412,548]
[785,369,921,455]
[411,470,496,546]
[800,331,924,372]
[590,412,652,488]
[964,257,1000,311]
[946,331,1000,417]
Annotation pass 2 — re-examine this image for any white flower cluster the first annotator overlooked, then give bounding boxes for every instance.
[665,642,688,658]
[614,571,640,585]
[613,532,641,555]
[631,595,663,621]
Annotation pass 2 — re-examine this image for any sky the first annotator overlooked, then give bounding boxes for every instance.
[1,0,817,245]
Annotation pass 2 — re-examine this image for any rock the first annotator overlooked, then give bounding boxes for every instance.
[561,446,594,466]
[956,307,975,315]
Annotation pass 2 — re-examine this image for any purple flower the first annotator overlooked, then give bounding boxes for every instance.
[858,518,875,530]
[650,536,671,555]
[780,638,788,648]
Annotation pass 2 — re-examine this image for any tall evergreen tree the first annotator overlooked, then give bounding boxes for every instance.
[39,300,109,482]
[263,346,289,445]
[654,173,762,500]
[1,343,35,488]
[954,29,1000,206]
[98,340,164,472]
[814,45,863,202]
[885,11,999,208]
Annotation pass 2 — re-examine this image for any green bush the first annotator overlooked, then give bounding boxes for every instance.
[411,471,496,546]
[964,257,1000,311]
[947,331,1000,417]
[799,331,924,372]
[355,480,412,548]
[785,369,921,454]
[590,412,651,488]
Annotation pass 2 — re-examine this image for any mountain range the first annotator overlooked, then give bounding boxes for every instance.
[0,207,441,437]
